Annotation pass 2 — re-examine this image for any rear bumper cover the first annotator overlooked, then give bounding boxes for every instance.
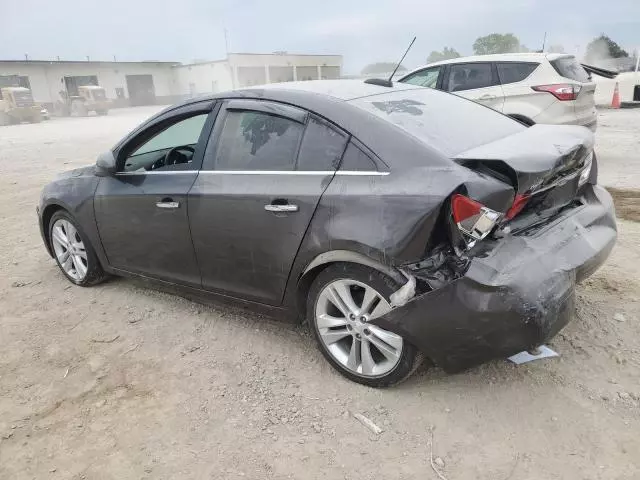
[371,185,617,373]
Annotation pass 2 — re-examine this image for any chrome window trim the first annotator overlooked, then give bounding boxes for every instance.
[115,170,389,176]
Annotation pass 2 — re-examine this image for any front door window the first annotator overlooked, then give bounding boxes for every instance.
[123,113,208,172]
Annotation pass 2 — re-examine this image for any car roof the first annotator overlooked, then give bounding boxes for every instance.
[191,79,425,103]
[152,79,523,169]
[402,52,573,75]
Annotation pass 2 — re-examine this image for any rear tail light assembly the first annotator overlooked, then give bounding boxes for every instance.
[579,152,593,187]
[504,193,530,220]
[531,83,581,101]
[451,194,501,248]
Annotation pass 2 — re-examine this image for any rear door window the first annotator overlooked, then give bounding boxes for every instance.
[497,62,539,85]
[446,63,494,92]
[214,111,304,171]
[401,67,442,88]
[551,57,590,82]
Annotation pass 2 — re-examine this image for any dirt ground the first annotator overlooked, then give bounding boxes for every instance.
[1,107,639,480]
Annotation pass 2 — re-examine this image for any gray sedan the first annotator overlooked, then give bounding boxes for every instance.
[37,80,616,387]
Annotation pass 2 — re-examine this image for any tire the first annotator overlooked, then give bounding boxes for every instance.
[48,210,106,287]
[307,263,423,387]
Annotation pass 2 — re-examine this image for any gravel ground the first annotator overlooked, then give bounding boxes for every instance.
[1,108,639,480]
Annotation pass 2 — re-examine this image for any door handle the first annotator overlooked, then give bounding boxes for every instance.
[265,204,299,213]
[156,200,180,209]
[478,94,496,100]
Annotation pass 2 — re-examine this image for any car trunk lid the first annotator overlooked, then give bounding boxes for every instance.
[454,124,594,221]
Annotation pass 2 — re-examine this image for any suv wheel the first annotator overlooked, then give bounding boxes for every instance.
[307,263,423,387]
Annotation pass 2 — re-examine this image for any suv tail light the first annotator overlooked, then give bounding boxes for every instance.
[451,194,501,247]
[531,83,581,101]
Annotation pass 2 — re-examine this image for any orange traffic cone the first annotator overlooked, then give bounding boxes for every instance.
[611,82,621,109]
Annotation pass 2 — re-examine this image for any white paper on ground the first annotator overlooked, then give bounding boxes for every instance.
[508,345,559,365]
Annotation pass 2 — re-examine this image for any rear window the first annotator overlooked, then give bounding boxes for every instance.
[350,88,524,157]
[551,57,590,82]
[497,62,539,84]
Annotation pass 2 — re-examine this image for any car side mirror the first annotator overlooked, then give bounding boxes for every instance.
[95,151,116,176]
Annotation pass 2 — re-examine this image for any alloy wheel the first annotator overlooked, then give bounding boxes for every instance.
[315,279,403,377]
[51,219,88,281]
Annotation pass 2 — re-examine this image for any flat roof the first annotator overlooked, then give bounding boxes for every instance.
[0,60,179,65]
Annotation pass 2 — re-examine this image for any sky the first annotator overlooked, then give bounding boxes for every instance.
[1,0,639,73]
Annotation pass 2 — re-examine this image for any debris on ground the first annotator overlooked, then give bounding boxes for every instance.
[353,413,383,435]
[90,335,120,344]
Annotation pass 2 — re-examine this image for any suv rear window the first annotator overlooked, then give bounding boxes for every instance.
[551,57,590,82]
[497,62,539,84]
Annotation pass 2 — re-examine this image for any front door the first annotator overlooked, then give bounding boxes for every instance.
[94,102,216,287]
[189,100,348,305]
[445,62,505,112]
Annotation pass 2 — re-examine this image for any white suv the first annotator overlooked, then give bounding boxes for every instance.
[399,53,597,130]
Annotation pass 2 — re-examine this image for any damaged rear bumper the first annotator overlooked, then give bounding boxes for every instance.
[371,185,617,373]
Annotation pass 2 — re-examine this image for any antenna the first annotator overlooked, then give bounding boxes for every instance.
[389,36,416,82]
[364,36,416,87]
[541,32,547,52]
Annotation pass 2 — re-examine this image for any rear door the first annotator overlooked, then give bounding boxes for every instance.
[496,62,549,119]
[188,99,348,305]
[444,62,505,111]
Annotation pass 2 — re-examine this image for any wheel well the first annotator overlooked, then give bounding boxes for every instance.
[507,114,535,127]
[42,204,65,252]
[295,260,403,322]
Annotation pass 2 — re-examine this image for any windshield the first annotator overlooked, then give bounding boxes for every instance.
[11,90,35,107]
[350,88,524,156]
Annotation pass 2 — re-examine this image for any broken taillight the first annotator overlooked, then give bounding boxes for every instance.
[531,83,581,101]
[451,194,501,247]
[504,194,530,220]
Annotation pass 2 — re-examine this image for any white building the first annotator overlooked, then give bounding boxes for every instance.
[174,53,342,96]
[0,60,178,107]
[0,53,343,108]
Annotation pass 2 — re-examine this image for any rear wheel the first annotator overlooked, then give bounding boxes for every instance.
[307,263,422,387]
[49,211,106,286]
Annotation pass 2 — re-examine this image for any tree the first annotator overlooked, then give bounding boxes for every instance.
[426,47,461,63]
[585,35,629,63]
[473,33,521,55]
[361,62,407,75]
[548,44,565,53]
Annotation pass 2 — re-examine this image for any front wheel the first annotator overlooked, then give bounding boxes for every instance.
[49,211,106,286]
[307,263,423,387]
